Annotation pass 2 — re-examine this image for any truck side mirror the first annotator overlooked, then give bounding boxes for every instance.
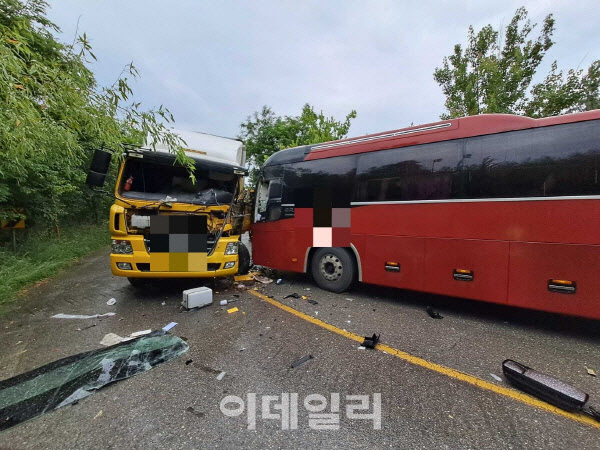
[86,149,112,187]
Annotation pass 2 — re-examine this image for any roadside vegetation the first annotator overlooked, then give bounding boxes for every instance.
[0,223,108,312]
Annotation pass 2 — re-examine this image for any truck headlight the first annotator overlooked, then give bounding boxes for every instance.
[112,239,133,254]
[225,242,239,255]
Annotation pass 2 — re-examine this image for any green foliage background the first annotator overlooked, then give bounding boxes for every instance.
[239,104,357,183]
[0,0,191,238]
[434,7,600,119]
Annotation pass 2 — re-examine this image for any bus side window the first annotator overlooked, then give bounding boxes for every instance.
[266,179,282,221]
[255,181,269,222]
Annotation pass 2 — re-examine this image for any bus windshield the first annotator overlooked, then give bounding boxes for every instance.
[119,158,237,205]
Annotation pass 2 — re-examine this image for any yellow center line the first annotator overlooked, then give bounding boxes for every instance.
[248,289,600,429]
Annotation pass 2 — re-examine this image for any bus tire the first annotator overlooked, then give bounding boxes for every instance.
[237,242,251,275]
[127,277,148,288]
[310,247,356,293]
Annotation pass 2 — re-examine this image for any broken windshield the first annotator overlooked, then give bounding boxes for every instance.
[119,158,237,205]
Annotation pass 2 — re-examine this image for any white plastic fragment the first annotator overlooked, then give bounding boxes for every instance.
[130,329,152,338]
[220,300,228,306]
[52,313,116,320]
[107,298,116,306]
[216,371,226,381]
[182,287,213,309]
[162,322,178,332]
[490,373,502,382]
[358,346,366,350]
[100,333,132,346]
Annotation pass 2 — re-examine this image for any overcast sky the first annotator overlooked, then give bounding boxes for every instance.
[46,1,600,139]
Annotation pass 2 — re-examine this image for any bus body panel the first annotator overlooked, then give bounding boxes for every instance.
[252,111,600,319]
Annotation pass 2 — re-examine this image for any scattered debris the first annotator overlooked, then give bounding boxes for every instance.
[426,306,443,319]
[76,323,97,332]
[284,293,301,299]
[0,331,188,431]
[227,307,239,314]
[362,334,380,349]
[162,322,178,332]
[301,295,308,300]
[182,287,213,310]
[291,354,314,369]
[345,297,353,301]
[235,283,248,290]
[305,288,311,291]
[185,359,193,365]
[358,346,366,350]
[216,371,226,381]
[586,367,597,377]
[130,329,152,338]
[186,406,205,418]
[52,313,115,320]
[253,275,273,284]
[502,359,594,415]
[100,333,131,346]
[161,302,166,306]
[276,279,283,285]
[106,298,116,306]
[307,299,318,305]
[93,410,103,420]
[490,373,503,382]
[220,300,228,306]
[234,273,256,282]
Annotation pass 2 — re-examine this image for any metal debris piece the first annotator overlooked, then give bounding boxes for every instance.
[52,313,115,320]
[253,275,273,284]
[291,354,314,369]
[426,306,443,319]
[361,334,380,349]
[0,332,188,431]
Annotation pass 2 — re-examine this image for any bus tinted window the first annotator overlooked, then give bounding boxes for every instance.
[464,120,600,198]
[355,141,462,202]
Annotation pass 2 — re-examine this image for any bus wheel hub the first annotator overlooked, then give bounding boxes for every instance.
[320,254,343,281]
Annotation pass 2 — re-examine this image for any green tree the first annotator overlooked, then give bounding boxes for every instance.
[434,7,599,119]
[239,104,357,182]
[0,0,191,230]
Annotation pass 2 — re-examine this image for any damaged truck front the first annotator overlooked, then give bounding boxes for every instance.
[86,132,252,285]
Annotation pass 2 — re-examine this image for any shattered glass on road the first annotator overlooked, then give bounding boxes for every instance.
[0,331,188,431]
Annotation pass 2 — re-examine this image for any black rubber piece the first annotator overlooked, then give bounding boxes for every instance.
[237,242,250,275]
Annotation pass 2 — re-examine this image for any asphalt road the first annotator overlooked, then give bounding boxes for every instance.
[1,249,599,449]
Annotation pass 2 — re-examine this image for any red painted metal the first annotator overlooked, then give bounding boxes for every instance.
[305,110,600,161]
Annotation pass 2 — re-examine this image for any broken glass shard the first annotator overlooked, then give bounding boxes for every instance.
[0,331,188,431]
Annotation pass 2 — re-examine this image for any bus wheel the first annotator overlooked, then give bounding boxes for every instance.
[237,242,251,275]
[310,247,356,293]
[127,277,149,288]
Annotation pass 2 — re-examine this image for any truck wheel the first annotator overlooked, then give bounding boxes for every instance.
[127,277,148,288]
[310,247,356,293]
[237,242,250,275]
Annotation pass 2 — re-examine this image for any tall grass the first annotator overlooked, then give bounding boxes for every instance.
[0,223,109,311]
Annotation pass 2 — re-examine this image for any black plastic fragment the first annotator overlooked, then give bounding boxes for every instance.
[291,354,314,368]
[284,293,301,299]
[502,359,589,412]
[426,306,443,319]
[307,299,318,305]
[362,334,380,349]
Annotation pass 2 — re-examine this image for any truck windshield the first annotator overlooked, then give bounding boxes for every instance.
[119,158,237,205]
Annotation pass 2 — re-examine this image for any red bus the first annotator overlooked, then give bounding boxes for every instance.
[251,111,600,319]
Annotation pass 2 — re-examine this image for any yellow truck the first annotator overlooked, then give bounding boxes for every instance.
[86,131,252,286]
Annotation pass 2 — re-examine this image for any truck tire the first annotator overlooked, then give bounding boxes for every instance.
[237,242,250,275]
[310,247,356,293]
